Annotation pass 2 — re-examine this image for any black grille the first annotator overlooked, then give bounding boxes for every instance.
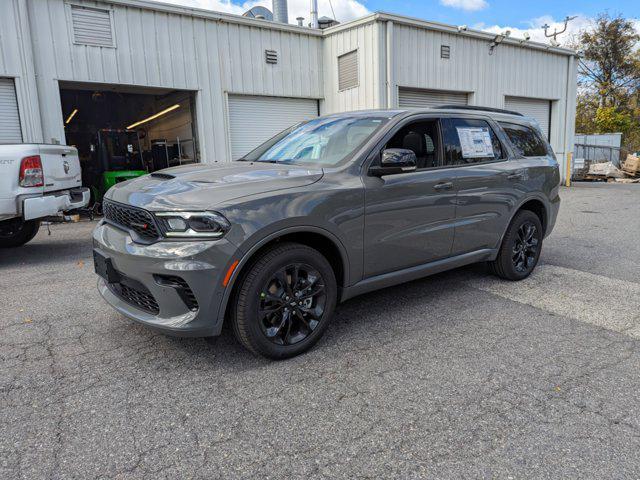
[109,280,159,315]
[155,275,199,311]
[103,200,160,240]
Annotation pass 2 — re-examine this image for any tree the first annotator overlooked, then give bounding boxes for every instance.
[575,14,640,108]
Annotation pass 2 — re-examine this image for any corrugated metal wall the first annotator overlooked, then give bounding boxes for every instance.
[0,0,42,142]
[322,21,384,113]
[24,0,324,161]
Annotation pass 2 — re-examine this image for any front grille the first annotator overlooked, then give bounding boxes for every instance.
[103,200,160,240]
[154,275,199,311]
[109,280,160,315]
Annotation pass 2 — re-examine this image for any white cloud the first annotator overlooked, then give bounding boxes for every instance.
[440,0,488,13]
[155,0,369,24]
[473,14,593,46]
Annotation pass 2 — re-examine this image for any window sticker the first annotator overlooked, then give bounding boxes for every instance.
[456,127,494,158]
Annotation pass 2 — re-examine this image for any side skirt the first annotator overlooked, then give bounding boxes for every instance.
[340,249,497,302]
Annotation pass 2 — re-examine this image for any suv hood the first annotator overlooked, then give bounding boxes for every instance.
[105,162,323,211]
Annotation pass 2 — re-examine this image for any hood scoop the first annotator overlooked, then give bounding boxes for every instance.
[150,172,176,180]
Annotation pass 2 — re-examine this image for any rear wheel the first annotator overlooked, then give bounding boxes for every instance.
[0,218,40,248]
[490,210,543,281]
[231,242,337,359]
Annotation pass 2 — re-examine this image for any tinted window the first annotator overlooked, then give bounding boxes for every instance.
[441,118,504,166]
[242,116,388,167]
[385,120,439,169]
[500,122,548,157]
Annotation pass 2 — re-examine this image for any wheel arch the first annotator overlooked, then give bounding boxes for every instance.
[216,226,350,327]
[495,195,550,252]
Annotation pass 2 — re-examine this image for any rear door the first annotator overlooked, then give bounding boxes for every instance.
[442,117,520,255]
[362,117,457,277]
[38,145,82,192]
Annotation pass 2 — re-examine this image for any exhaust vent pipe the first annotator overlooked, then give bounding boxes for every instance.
[272,0,288,24]
[310,0,318,29]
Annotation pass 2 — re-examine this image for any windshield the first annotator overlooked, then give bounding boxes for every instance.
[241,116,388,167]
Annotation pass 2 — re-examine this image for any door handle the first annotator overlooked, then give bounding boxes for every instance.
[507,172,524,180]
[434,182,453,191]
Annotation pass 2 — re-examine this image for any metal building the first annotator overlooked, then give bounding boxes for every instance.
[0,0,577,179]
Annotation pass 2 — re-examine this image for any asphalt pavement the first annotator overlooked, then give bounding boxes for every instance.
[1,183,639,479]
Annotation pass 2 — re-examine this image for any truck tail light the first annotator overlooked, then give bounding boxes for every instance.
[19,155,44,187]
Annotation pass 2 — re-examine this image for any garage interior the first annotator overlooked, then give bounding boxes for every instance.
[59,82,198,200]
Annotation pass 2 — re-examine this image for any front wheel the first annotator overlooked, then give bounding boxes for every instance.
[0,218,40,248]
[489,210,543,281]
[231,242,337,359]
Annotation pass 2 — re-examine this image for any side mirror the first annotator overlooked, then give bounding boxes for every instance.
[369,148,417,176]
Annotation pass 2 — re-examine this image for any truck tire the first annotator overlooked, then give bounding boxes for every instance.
[0,219,41,248]
[231,242,337,359]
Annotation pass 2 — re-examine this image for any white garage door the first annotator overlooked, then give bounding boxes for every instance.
[398,88,468,109]
[228,95,318,160]
[0,78,23,144]
[505,96,551,139]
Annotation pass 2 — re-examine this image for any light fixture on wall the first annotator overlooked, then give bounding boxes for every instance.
[126,104,180,130]
[489,31,510,55]
[65,108,78,124]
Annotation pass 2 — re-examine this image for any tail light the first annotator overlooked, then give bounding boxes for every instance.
[19,155,44,187]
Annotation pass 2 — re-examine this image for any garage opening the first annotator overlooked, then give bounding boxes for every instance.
[398,87,469,109]
[505,96,551,139]
[227,94,319,160]
[59,82,198,203]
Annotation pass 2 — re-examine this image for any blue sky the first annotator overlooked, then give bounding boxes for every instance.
[365,0,638,27]
[168,0,640,44]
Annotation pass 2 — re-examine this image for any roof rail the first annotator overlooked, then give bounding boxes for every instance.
[433,105,524,117]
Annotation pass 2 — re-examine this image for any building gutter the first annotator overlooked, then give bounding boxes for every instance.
[385,21,395,109]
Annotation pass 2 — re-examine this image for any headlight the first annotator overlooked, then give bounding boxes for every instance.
[155,211,231,239]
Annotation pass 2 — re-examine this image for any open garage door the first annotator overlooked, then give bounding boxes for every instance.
[505,96,551,139]
[398,88,468,109]
[228,95,318,160]
[0,78,22,144]
[59,82,198,203]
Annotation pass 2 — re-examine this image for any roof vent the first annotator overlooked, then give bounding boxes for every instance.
[265,50,278,64]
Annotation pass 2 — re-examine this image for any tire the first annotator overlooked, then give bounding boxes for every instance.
[0,219,40,248]
[231,242,337,359]
[489,210,543,281]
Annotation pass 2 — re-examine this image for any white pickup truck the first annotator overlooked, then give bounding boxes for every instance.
[0,144,89,247]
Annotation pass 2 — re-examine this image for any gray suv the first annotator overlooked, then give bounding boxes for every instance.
[93,107,560,359]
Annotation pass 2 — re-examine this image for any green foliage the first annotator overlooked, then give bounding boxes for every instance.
[594,107,632,133]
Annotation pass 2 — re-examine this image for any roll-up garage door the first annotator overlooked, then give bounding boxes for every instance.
[505,96,551,139]
[228,95,318,160]
[398,88,468,109]
[0,78,23,144]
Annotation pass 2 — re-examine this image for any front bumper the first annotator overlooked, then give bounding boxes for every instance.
[23,187,90,220]
[93,221,239,337]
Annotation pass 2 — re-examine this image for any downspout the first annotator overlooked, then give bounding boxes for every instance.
[385,21,394,108]
[563,54,574,187]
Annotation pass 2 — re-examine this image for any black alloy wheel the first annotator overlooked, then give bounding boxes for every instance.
[490,209,543,281]
[512,222,539,273]
[258,263,327,345]
[231,242,337,359]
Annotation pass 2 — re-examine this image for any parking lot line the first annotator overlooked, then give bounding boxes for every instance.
[465,263,640,339]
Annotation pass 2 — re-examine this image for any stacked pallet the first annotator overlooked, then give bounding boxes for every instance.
[621,154,640,178]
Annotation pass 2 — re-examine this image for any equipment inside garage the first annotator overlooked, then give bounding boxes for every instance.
[59,82,198,204]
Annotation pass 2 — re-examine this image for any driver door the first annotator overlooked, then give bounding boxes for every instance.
[362,119,457,277]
